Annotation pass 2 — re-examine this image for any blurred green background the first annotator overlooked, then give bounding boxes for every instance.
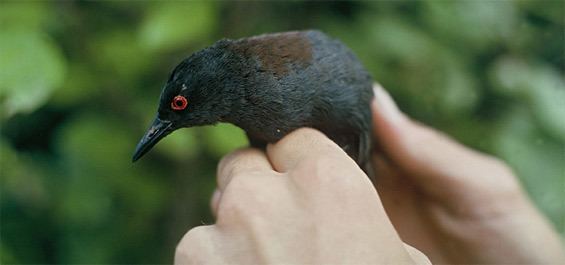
[1,1,563,263]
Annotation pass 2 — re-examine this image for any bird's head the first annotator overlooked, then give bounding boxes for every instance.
[132,43,238,162]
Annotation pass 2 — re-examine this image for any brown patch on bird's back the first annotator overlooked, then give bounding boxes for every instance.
[229,31,313,76]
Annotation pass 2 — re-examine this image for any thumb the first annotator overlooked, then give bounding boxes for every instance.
[371,84,520,201]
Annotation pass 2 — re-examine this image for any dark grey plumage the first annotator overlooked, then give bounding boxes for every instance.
[133,30,374,173]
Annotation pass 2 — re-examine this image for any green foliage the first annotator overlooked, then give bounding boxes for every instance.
[202,124,248,157]
[494,109,564,227]
[491,57,565,141]
[139,2,217,52]
[1,1,563,263]
[0,3,66,118]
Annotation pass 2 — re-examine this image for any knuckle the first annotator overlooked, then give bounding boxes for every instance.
[278,128,328,149]
[216,199,243,223]
[218,148,256,173]
[216,197,257,228]
[178,226,210,245]
[218,150,244,174]
[176,226,213,261]
[224,168,275,203]
[217,180,258,218]
[217,150,238,172]
[226,170,256,191]
[228,164,259,180]
[216,175,277,226]
[221,153,268,178]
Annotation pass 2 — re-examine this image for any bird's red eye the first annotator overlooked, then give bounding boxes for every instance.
[171,95,188,110]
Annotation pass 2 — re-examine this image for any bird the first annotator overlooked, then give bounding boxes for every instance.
[132,30,374,174]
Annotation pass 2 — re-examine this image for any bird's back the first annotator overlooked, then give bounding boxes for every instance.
[224,31,374,168]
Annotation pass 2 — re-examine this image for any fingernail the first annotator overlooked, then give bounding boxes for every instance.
[373,83,405,125]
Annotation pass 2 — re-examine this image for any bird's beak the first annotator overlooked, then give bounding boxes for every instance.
[132,118,174,162]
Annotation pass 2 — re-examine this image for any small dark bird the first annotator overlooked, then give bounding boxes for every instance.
[132,30,374,173]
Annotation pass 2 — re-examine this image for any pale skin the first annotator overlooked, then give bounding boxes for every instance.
[175,84,565,264]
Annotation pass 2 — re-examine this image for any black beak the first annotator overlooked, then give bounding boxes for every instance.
[132,118,174,162]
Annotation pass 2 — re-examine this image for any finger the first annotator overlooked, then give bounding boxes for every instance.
[175,226,218,264]
[371,84,519,198]
[372,152,411,192]
[266,128,351,173]
[217,148,272,192]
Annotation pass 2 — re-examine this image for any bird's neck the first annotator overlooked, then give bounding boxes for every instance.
[215,49,259,127]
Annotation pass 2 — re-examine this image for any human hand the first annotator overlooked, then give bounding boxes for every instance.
[175,128,430,264]
[371,84,565,263]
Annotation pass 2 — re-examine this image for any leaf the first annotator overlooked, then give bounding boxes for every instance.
[367,17,479,118]
[201,123,247,157]
[493,109,565,233]
[139,2,217,52]
[0,30,66,118]
[423,1,518,50]
[93,30,153,80]
[157,129,200,161]
[0,138,49,208]
[490,57,565,141]
[439,55,479,116]
[528,69,565,142]
[0,2,48,31]
[489,57,532,97]
[54,113,169,263]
